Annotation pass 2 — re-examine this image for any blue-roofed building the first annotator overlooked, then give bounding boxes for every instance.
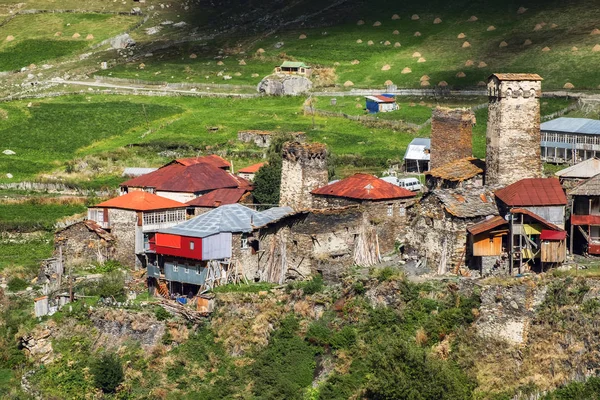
[541,117,600,164]
[403,138,430,172]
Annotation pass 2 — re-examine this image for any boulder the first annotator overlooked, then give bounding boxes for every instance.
[110,33,136,49]
[257,74,313,96]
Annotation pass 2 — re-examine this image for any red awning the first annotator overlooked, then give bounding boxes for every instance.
[571,214,600,226]
[540,230,566,241]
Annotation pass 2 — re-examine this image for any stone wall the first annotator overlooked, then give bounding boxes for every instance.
[430,107,475,169]
[108,208,139,267]
[237,130,306,148]
[55,222,116,267]
[279,142,328,211]
[486,77,543,186]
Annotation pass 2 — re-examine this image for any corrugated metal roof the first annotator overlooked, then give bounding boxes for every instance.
[173,155,231,168]
[556,158,600,179]
[122,167,158,177]
[404,138,431,161]
[280,61,309,68]
[541,118,600,135]
[426,157,484,182]
[311,173,416,200]
[495,178,567,206]
[510,208,564,232]
[186,188,248,208]
[490,73,543,81]
[572,214,600,226]
[365,95,396,103]
[434,188,498,218]
[569,173,600,196]
[161,204,293,238]
[95,191,186,211]
[238,162,266,174]
[467,216,507,235]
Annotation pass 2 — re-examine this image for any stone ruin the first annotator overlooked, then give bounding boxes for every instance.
[257,74,312,96]
[430,107,476,169]
[237,130,306,148]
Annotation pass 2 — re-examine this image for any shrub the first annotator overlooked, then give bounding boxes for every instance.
[90,271,126,301]
[91,353,124,393]
[302,275,324,295]
[154,306,171,321]
[7,277,28,292]
[376,267,396,282]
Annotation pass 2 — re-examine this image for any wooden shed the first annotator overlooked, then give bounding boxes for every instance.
[540,230,567,263]
[468,216,508,257]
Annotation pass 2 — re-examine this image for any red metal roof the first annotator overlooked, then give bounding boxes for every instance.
[173,155,230,169]
[311,174,416,200]
[467,216,507,235]
[186,188,249,208]
[95,191,186,211]
[238,162,266,174]
[495,178,567,207]
[510,208,564,232]
[540,230,566,240]
[120,163,247,193]
[571,214,600,226]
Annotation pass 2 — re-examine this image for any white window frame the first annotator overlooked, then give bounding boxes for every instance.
[172,264,178,272]
[387,204,394,217]
[184,267,189,274]
[190,241,195,250]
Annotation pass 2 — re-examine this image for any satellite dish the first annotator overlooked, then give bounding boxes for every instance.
[504,213,511,221]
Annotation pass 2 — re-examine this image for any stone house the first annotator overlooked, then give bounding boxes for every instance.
[425,157,485,190]
[86,191,187,267]
[55,220,116,268]
[237,162,265,182]
[237,130,305,148]
[275,61,312,76]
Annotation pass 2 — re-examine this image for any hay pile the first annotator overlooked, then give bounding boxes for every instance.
[239,60,246,65]
[5,35,14,41]
[401,67,412,74]
[412,51,421,57]
[550,23,558,29]
[299,34,307,39]
[487,26,496,31]
[542,47,550,52]
[393,30,399,35]
[478,61,487,68]
[392,14,400,20]
[256,48,265,55]
[591,29,600,35]
[189,53,197,59]
[417,57,426,63]
[368,40,374,45]
[414,31,422,37]
[457,33,466,39]
[138,63,145,69]
[524,39,532,46]
[477,81,486,86]
[357,20,365,25]
[465,60,474,66]
[394,42,401,47]
[334,62,340,66]
[251,73,259,77]
[217,61,224,65]
[462,41,471,48]
[411,14,420,20]
[384,79,393,85]
[72,33,80,38]
[351,59,360,65]
[533,24,543,31]
[499,41,508,48]
[438,81,448,87]
[517,6,528,14]
[86,34,94,40]
[563,83,574,89]
[234,72,242,76]
[420,75,430,82]
[593,44,600,52]
[54,32,61,37]
[373,21,382,27]
[344,80,354,87]
[468,16,478,22]
[384,40,391,45]
[381,64,391,71]
[456,71,466,78]
[356,39,363,43]
[433,17,442,24]
[421,80,430,86]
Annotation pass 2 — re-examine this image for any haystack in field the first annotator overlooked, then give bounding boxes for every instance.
[465,60,474,66]
[434,18,442,24]
[468,16,478,22]
[417,57,426,63]
[524,39,532,46]
[381,64,391,71]
[563,83,574,89]
[299,34,307,39]
[414,32,422,37]
[456,71,466,78]
[356,39,363,43]
[392,14,400,20]
[478,61,487,68]
[401,67,412,74]
[373,21,382,27]
[411,14,420,20]
[457,33,466,39]
[499,41,508,48]
[462,41,471,48]
[394,42,401,47]
[357,20,365,25]
[487,26,496,31]
[393,30,399,35]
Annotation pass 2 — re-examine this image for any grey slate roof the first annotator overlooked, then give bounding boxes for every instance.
[541,118,600,135]
[569,174,600,196]
[555,158,600,179]
[122,167,158,177]
[161,203,294,238]
[433,187,499,218]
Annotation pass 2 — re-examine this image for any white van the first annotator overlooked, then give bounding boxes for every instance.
[397,177,422,192]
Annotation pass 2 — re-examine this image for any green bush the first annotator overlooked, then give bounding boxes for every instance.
[90,271,126,301]
[154,307,171,321]
[6,277,28,292]
[302,275,324,295]
[91,353,124,393]
[376,267,396,282]
[544,377,600,399]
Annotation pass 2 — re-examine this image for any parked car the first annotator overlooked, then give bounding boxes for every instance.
[397,177,422,192]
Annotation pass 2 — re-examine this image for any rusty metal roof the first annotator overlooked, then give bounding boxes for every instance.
[311,173,416,200]
[571,214,600,226]
[120,163,248,193]
[433,187,498,218]
[467,216,507,235]
[173,155,230,168]
[426,157,485,182]
[186,188,249,208]
[540,230,566,240]
[495,178,567,206]
[238,162,266,174]
[95,191,186,211]
[490,73,543,81]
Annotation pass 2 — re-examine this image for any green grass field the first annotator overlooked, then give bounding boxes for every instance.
[0,200,86,232]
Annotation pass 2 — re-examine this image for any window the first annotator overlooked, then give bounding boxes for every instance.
[399,207,406,217]
[196,268,201,275]
[172,264,178,272]
[184,267,189,274]
[241,238,249,249]
[190,241,195,250]
[387,204,394,217]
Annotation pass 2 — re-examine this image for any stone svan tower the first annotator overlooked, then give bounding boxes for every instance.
[279,142,328,211]
[430,107,475,169]
[485,73,543,186]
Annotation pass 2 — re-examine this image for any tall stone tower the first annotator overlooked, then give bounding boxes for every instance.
[279,142,328,211]
[430,107,475,169]
[485,73,543,186]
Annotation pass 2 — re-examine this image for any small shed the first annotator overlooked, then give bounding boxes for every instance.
[403,138,430,173]
[540,230,567,263]
[365,95,399,113]
[275,61,312,76]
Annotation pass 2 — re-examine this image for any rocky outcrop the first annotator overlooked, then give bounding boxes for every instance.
[20,325,55,365]
[110,33,136,49]
[257,74,312,96]
[91,309,165,348]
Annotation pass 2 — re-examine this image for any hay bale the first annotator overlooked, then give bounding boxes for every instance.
[487,26,496,31]
[393,30,399,35]
[462,41,471,48]
[351,59,360,65]
[438,81,448,87]
[465,60,474,66]
[334,62,340,66]
[456,71,466,78]
[414,31,422,37]
[499,41,508,48]
[54,32,61,37]
[239,60,246,65]
[234,72,242,76]
[394,42,401,47]
[572,46,578,52]
[517,6,528,14]
[417,57,426,63]
[591,29,600,35]
[392,14,400,20]
[367,40,374,45]
[299,34,307,39]
[381,64,391,71]
[478,61,487,68]
[593,44,600,52]
[72,33,80,38]
[524,39,532,46]
[419,101,426,106]
[421,80,430,86]
[477,81,487,86]
[356,103,363,108]
[384,40,391,45]
[86,34,94,40]
[5,35,14,41]
[256,48,265,55]
[384,79,393,85]
[356,39,363,43]
[411,14,420,20]
[420,74,430,81]
[542,46,551,52]
[138,63,145,69]
[550,23,558,29]
[357,20,365,25]
[412,51,421,58]
[533,24,543,31]
[563,82,574,89]
[344,80,354,87]
[217,61,224,65]
[433,17,442,24]
[373,21,382,27]
[401,67,412,74]
[457,33,466,39]
[468,16,478,22]
[251,73,259,77]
